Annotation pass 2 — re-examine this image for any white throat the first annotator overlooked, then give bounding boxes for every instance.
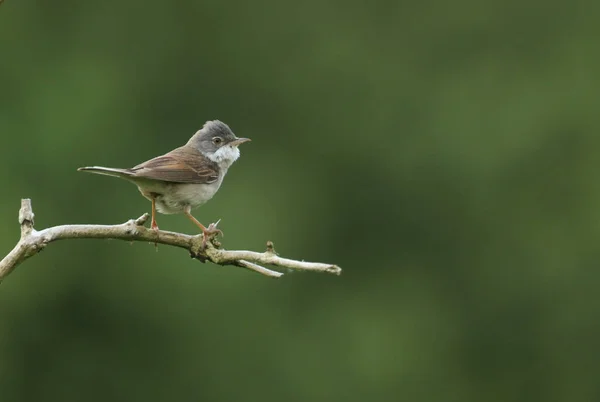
[207,145,241,171]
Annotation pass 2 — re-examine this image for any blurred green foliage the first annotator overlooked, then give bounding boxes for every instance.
[1,0,600,401]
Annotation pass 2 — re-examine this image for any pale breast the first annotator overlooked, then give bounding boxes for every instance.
[154,179,223,214]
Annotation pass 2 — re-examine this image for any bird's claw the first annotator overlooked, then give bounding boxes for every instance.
[201,222,223,249]
[207,222,223,236]
[151,221,159,249]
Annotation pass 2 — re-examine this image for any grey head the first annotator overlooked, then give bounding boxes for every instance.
[186,120,251,169]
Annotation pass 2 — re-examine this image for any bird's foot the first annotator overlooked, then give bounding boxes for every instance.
[151,220,159,250]
[201,221,223,249]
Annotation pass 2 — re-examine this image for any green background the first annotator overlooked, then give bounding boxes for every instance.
[1,0,600,401]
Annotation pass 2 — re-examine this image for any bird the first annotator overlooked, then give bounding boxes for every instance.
[78,120,250,247]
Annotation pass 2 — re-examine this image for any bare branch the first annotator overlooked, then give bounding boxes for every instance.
[0,199,342,283]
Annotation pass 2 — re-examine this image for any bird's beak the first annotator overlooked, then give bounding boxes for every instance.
[230,137,251,147]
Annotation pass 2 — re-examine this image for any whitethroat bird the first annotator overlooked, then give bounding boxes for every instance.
[78,120,250,248]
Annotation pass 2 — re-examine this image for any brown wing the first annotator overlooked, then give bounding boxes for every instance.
[129,146,219,184]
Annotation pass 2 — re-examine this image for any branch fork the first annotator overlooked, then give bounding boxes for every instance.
[0,199,341,283]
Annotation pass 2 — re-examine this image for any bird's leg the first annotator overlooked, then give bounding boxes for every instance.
[184,207,223,249]
[149,197,161,250]
[151,197,159,231]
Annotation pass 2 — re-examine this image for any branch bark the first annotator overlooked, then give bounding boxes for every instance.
[0,199,341,283]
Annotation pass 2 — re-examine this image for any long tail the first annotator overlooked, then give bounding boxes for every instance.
[77,166,134,180]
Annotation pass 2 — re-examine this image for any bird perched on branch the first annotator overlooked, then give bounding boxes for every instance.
[78,120,250,248]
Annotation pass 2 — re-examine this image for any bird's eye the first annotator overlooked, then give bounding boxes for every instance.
[212,137,223,145]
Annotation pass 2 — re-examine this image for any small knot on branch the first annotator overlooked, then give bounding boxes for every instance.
[134,213,150,226]
[189,250,209,263]
[189,235,210,262]
[18,199,35,237]
[266,241,278,255]
[19,199,34,225]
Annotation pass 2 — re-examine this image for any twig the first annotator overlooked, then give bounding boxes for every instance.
[0,199,341,283]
